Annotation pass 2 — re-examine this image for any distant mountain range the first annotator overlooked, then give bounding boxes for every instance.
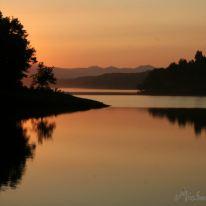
[57,71,150,89]
[53,65,154,79]
[25,65,154,89]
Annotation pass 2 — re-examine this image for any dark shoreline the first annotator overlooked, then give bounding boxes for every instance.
[67,91,137,95]
[2,89,108,120]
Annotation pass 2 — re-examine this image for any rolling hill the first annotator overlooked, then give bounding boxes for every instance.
[53,65,153,79]
[24,65,154,88]
[57,71,150,89]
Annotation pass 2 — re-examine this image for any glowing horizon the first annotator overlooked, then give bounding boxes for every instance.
[2,0,206,68]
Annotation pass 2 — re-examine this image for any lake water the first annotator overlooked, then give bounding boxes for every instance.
[78,95,206,108]
[1,92,206,206]
[62,88,206,108]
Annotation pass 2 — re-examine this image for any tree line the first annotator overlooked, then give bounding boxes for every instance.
[138,51,206,95]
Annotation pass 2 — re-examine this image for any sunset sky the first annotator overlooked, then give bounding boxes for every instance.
[2,0,206,68]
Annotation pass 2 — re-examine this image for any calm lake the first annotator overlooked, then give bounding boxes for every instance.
[1,90,206,206]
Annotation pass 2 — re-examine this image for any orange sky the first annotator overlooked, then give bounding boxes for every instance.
[2,0,206,68]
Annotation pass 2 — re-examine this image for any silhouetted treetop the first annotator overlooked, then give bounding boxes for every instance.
[31,62,57,89]
[195,50,204,63]
[0,11,36,90]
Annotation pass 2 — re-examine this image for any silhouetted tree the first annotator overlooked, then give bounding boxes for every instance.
[31,62,56,89]
[195,51,204,63]
[0,11,36,91]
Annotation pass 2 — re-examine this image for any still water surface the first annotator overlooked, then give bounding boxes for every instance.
[1,93,206,206]
[78,94,206,108]
[62,87,206,108]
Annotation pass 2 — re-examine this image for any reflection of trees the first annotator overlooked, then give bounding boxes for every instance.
[148,108,206,136]
[0,116,56,191]
[31,118,56,144]
[0,118,35,191]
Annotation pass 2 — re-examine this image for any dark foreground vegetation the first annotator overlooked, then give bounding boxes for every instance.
[1,87,106,122]
[138,51,206,96]
[0,11,107,116]
[0,10,106,191]
[1,87,107,191]
[14,89,106,119]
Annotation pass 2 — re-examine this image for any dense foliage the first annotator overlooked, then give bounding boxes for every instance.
[0,11,36,90]
[139,51,206,95]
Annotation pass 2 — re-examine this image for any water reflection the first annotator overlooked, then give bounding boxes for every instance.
[148,108,206,136]
[0,118,35,191]
[1,107,206,206]
[31,118,56,144]
[0,117,56,191]
[1,108,206,195]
